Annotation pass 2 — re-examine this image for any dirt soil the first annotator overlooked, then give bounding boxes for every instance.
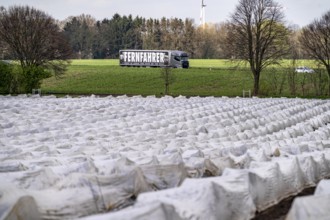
[252,187,315,220]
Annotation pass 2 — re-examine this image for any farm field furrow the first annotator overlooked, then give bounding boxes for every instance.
[1,95,330,220]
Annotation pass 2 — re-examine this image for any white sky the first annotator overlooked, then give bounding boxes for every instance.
[1,0,329,27]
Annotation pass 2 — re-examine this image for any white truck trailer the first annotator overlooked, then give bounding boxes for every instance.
[119,50,189,68]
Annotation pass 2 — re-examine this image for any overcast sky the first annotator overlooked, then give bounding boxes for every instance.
[1,0,329,27]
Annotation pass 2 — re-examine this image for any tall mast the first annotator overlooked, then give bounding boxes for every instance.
[200,0,206,28]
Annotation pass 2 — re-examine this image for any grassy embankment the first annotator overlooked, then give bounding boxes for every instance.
[41,59,324,97]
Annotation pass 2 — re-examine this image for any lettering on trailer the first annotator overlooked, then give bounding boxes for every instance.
[121,51,166,64]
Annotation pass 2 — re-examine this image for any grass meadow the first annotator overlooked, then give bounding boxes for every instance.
[41,59,327,97]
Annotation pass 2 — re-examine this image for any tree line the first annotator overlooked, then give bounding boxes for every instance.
[57,13,314,60]
[59,13,226,59]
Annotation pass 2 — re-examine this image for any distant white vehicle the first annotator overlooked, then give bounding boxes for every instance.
[295,66,314,73]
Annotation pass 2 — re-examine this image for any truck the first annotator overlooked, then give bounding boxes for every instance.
[119,50,189,68]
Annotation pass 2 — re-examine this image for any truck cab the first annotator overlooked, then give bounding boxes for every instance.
[171,51,189,68]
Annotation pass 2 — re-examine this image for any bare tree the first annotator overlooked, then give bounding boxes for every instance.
[0,5,71,92]
[160,67,175,96]
[225,0,289,96]
[299,10,330,95]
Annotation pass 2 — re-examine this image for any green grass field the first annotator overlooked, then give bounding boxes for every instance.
[67,59,319,68]
[41,59,327,97]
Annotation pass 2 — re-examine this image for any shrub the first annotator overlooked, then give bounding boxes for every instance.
[0,61,12,93]
[22,66,51,93]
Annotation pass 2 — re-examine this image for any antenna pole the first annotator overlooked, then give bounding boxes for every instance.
[200,0,206,28]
